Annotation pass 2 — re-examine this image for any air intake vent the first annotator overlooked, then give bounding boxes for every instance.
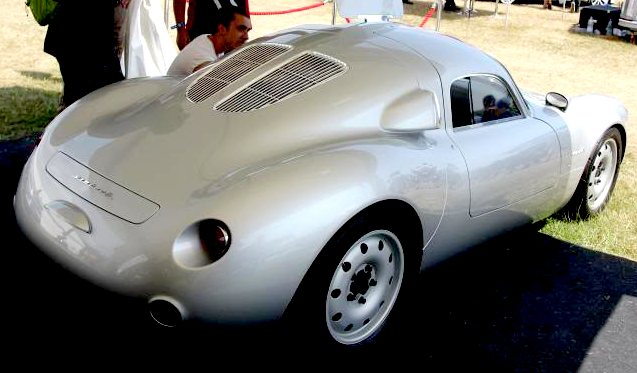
[214,52,347,112]
[186,43,292,103]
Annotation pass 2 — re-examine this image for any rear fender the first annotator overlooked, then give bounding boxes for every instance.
[199,145,432,309]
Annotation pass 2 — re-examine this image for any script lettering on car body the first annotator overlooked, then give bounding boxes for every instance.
[73,175,114,199]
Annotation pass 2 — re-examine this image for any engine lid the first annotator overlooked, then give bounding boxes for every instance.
[46,152,160,224]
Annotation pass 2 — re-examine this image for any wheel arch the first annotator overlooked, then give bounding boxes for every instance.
[613,123,627,163]
[560,125,624,220]
[284,198,424,317]
[313,199,424,276]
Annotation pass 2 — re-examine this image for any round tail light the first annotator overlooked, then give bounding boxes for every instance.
[198,220,231,262]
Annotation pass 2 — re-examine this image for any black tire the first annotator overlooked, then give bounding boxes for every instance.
[563,127,623,220]
[284,207,422,349]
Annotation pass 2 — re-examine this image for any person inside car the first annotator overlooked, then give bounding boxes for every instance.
[481,94,498,122]
[495,97,514,119]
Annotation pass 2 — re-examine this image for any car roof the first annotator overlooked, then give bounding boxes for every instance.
[373,23,510,80]
[253,21,507,81]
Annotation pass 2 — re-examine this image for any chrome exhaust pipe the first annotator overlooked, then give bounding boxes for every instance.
[148,296,185,328]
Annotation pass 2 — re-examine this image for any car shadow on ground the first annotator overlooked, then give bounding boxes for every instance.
[380,232,637,371]
[2,138,635,369]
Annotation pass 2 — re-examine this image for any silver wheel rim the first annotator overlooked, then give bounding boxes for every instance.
[586,138,618,211]
[326,230,404,345]
[590,0,608,5]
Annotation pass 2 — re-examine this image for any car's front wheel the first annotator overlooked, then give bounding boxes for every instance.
[285,207,421,348]
[564,127,623,219]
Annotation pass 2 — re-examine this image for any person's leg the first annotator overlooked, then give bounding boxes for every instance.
[444,0,461,11]
[57,55,124,108]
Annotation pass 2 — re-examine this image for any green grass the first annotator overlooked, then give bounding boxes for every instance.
[542,151,637,259]
[2,0,636,260]
[0,85,59,139]
[1,2,61,141]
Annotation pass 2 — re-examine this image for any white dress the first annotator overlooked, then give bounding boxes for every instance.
[117,0,178,78]
[167,34,220,76]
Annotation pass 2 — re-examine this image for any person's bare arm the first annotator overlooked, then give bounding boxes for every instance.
[173,0,190,50]
[187,0,197,30]
[193,60,213,73]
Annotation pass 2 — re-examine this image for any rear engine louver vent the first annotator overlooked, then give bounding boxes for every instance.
[214,52,347,112]
[186,43,292,103]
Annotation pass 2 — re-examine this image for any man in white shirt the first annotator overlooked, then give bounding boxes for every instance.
[167,8,251,76]
[173,0,250,50]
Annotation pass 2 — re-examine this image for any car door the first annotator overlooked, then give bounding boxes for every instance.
[448,75,561,217]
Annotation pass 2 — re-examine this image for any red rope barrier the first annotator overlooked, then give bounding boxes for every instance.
[418,6,436,27]
[251,2,325,16]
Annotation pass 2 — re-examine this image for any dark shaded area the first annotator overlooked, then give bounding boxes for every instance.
[375,233,637,371]
[2,138,635,369]
[0,136,39,175]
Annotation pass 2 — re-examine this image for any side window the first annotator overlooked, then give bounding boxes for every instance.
[451,75,521,129]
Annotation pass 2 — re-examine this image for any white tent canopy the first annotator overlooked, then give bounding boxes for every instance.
[335,0,404,21]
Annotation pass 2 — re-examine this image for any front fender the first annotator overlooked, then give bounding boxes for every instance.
[526,93,627,205]
[564,94,628,163]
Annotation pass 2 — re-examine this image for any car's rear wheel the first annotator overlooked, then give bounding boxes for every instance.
[325,229,404,345]
[285,207,421,348]
[564,127,623,219]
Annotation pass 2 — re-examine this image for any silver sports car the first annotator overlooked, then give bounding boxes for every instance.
[14,14,627,347]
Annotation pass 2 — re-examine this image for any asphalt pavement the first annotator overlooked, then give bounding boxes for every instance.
[2,137,636,370]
